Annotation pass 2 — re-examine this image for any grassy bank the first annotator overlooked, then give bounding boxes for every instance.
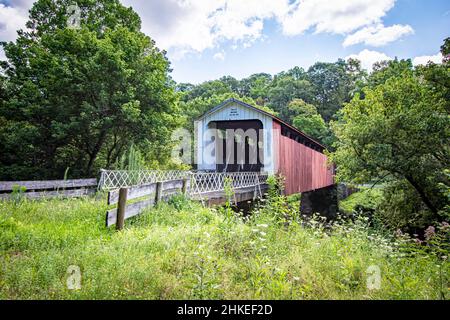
[0,195,448,299]
[339,187,383,214]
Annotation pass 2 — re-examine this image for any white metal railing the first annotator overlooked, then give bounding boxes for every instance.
[99,170,268,197]
[189,172,268,195]
[98,170,189,190]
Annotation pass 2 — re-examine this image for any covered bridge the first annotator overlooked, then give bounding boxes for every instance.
[195,98,334,195]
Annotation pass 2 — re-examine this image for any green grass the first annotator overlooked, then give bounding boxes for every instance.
[339,187,383,215]
[0,195,448,300]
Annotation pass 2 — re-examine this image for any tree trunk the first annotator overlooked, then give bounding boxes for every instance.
[85,129,108,176]
[86,153,96,177]
[105,135,118,168]
[405,175,438,215]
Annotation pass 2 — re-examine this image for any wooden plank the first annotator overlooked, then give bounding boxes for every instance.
[163,187,184,195]
[0,178,97,191]
[160,188,183,200]
[0,188,95,200]
[105,198,155,227]
[161,179,184,192]
[107,179,185,206]
[107,183,156,205]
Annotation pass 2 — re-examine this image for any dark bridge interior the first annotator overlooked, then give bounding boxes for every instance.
[213,120,263,172]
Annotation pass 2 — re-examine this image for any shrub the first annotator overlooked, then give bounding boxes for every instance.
[377,181,438,235]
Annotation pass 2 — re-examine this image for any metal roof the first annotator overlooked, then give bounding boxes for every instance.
[197,98,327,151]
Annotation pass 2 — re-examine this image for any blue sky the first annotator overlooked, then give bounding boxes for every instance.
[1,0,449,83]
[166,0,450,83]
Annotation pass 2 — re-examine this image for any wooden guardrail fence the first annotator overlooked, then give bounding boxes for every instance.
[0,178,98,200]
[105,178,189,229]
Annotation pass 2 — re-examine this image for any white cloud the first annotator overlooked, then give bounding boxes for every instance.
[0,1,33,61]
[123,0,403,59]
[343,23,413,47]
[346,49,392,71]
[120,0,290,59]
[0,0,412,62]
[213,51,225,61]
[412,52,443,66]
[0,0,34,41]
[281,0,395,35]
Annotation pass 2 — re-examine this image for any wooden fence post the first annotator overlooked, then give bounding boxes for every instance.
[155,182,163,204]
[116,187,128,231]
[182,178,188,195]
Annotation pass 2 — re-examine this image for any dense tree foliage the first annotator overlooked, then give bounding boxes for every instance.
[331,41,450,232]
[287,99,332,145]
[0,0,180,179]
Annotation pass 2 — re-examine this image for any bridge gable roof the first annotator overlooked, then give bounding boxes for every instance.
[197,98,326,151]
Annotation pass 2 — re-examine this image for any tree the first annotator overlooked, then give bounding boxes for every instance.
[307,59,363,122]
[180,79,235,103]
[0,0,179,179]
[416,37,450,114]
[288,99,331,146]
[368,59,414,88]
[331,64,449,223]
[267,73,315,120]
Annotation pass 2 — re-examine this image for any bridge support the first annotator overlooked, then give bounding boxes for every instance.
[197,185,269,207]
[300,184,338,220]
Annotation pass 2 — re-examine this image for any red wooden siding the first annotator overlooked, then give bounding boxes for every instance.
[273,121,334,195]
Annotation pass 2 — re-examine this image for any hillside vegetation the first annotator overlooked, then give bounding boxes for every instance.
[0,192,447,300]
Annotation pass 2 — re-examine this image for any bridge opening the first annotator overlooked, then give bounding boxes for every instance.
[209,119,264,172]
